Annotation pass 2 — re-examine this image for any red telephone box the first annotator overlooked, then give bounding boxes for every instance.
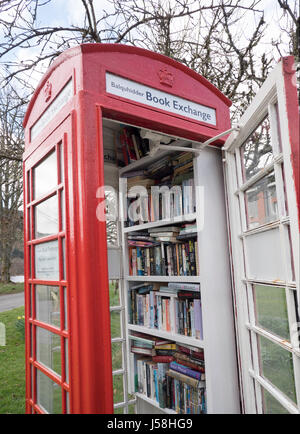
[23,45,299,414]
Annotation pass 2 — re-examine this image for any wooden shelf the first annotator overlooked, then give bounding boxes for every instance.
[123,213,197,233]
[135,393,177,414]
[128,323,205,349]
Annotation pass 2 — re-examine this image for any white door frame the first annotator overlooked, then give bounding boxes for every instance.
[223,56,300,414]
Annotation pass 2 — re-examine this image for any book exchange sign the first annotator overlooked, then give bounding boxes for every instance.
[106,73,216,126]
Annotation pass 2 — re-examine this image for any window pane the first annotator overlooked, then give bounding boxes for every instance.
[59,143,64,184]
[109,281,120,307]
[241,116,273,181]
[253,284,290,340]
[61,190,65,231]
[35,240,59,281]
[36,328,61,377]
[65,338,69,384]
[63,287,68,330]
[36,285,60,328]
[258,335,296,403]
[61,238,66,280]
[112,342,123,371]
[111,311,122,339]
[65,391,70,414]
[245,172,278,229]
[34,151,57,199]
[128,404,136,414]
[113,374,124,405]
[262,388,290,414]
[37,370,62,414]
[35,195,58,239]
[245,228,285,282]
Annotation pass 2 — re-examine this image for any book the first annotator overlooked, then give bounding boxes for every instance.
[176,232,197,240]
[154,343,177,350]
[166,370,205,389]
[168,282,200,291]
[149,226,180,233]
[153,355,174,363]
[131,346,156,356]
[169,361,204,381]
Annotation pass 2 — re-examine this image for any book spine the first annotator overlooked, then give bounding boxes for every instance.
[168,282,200,291]
[170,361,203,380]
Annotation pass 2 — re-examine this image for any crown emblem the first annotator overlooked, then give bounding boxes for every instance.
[158,68,174,87]
[44,80,52,102]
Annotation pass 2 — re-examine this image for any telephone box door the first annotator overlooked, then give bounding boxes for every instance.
[224,56,300,414]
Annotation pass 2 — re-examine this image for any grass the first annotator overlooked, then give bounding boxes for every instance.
[0,282,24,295]
[0,306,26,414]
[0,284,131,415]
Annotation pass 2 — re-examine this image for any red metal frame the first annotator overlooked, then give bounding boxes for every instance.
[23,44,236,414]
[281,56,300,230]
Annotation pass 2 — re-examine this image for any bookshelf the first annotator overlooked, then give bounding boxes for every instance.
[112,118,239,414]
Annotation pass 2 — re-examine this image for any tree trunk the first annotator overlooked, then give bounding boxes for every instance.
[0,243,12,283]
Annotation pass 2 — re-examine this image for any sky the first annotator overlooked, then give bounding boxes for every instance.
[0,0,297,91]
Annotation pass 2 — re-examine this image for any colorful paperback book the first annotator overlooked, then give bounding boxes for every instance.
[170,361,204,381]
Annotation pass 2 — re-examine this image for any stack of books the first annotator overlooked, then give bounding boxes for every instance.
[128,283,203,340]
[129,332,206,413]
[118,127,150,165]
[128,229,199,276]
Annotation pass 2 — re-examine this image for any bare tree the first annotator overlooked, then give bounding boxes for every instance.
[0,86,24,283]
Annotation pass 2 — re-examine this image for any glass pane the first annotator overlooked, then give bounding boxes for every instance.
[241,116,273,181]
[35,240,59,281]
[258,335,296,403]
[113,374,124,405]
[253,284,290,340]
[245,172,278,229]
[37,370,62,414]
[34,151,57,199]
[128,404,136,414]
[65,391,70,414]
[59,143,64,184]
[65,339,69,384]
[109,281,120,307]
[61,238,66,280]
[262,388,290,414]
[61,190,65,231]
[36,285,60,328]
[111,311,122,339]
[35,195,58,239]
[112,342,123,371]
[27,170,31,203]
[245,228,285,282]
[36,327,61,377]
[63,287,68,330]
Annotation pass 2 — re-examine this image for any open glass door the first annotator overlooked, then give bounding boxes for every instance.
[224,56,300,414]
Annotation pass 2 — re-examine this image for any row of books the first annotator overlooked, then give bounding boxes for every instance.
[117,127,150,166]
[128,283,203,340]
[128,237,199,276]
[124,152,196,226]
[129,332,206,413]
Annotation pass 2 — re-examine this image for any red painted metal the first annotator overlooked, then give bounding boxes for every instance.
[281,56,300,229]
[23,44,234,414]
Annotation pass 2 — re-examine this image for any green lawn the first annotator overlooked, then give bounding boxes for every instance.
[0,284,133,414]
[0,282,24,295]
[0,306,26,414]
